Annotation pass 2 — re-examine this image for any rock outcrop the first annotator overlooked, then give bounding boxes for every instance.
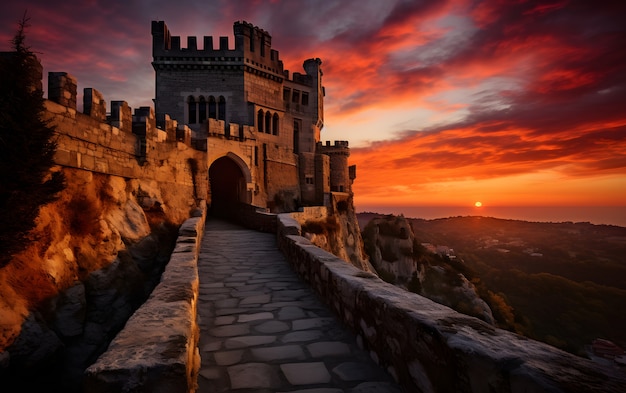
[0,167,194,391]
[295,194,371,272]
[362,215,495,324]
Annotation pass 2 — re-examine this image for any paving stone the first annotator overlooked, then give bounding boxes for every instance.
[281,330,324,343]
[284,389,343,393]
[201,341,222,352]
[332,362,379,381]
[251,345,306,361]
[281,362,331,385]
[232,272,256,277]
[215,298,239,308]
[279,306,307,320]
[349,382,404,393]
[255,320,290,333]
[209,324,250,337]
[238,312,274,323]
[199,367,221,380]
[213,315,236,326]
[201,287,232,294]
[307,341,351,358]
[225,335,277,349]
[214,349,244,366]
[201,282,225,288]
[234,289,269,297]
[239,294,272,304]
[227,363,279,389]
[292,317,335,330]
[215,307,249,316]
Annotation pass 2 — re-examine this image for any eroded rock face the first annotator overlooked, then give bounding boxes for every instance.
[0,168,184,391]
[362,215,495,324]
[299,195,371,272]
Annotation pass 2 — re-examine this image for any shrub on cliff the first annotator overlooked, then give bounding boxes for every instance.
[0,16,65,267]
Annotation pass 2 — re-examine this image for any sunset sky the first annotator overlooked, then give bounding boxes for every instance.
[1,1,625,216]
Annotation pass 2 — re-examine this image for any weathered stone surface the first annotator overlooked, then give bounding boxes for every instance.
[6,313,62,368]
[84,214,204,392]
[52,281,86,338]
[276,214,626,393]
[281,362,331,385]
[227,363,279,389]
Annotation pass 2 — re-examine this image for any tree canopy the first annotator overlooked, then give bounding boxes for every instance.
[0,15,65,267]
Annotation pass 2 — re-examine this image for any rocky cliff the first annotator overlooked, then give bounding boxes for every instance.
[0,167,198,391]
[361,215,495,324]
[295,194,371,272]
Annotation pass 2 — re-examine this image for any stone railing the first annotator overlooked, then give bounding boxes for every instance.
[276,214,625,393]
[84,212,205,393]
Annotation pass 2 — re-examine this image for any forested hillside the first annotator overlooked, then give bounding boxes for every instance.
[358,213,626,356]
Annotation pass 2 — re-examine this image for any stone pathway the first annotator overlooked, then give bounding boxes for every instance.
[197,219,404,392]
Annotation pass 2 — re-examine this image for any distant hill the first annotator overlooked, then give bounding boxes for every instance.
[357,213,626,356]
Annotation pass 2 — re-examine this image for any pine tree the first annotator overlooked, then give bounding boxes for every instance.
[0,15,65,267]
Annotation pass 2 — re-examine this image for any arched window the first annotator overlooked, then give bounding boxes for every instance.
[272,113,279,135]
[218,96,226,120]
[257,109,264,133]
[198,96,207,123]
[208,96,217,119]
[187,96,196,124]
[265,112,271,134]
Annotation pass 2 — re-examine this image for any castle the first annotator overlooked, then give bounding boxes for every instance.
[151,20,355,214]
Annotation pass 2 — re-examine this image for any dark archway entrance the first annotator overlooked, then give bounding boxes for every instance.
[209,156,247,218]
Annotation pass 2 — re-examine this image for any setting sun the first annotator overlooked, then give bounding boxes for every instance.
[475,201,482,207]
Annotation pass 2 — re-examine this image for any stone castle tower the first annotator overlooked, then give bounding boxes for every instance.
[151,21,354,214]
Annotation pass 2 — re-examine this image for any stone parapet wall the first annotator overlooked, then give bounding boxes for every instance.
[276,214,625,393]
[84,209,206,393]
[232,203,277,233]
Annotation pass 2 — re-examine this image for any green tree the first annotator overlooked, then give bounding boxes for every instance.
[0,15,65,267]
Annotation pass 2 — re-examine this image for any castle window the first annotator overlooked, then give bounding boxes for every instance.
[283,88,290,101]
[265,112,271,134]
[198,96,207,122]
[305,176,314,185]
[257,109,264,133]
[293,119,300,153]
[208,96,217,119]
[292,90,300,103]
[260,35,266,57]
[272,113,279,135]
[302,92,309,106]
[187,96,197,124]
[218,96,226,120]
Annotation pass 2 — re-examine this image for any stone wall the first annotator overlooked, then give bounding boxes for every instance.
[276,214,626,393]
[45,74,208,205]
[84,211,205,393]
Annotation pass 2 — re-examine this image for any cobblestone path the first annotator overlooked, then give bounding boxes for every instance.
[197,218,403,392]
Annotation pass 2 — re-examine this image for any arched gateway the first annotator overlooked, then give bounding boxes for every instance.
[208,154,251,217]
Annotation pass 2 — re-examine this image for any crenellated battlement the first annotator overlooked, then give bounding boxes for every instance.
[317,140,350,155]
[43,71,206,186]
[151,20,284,79]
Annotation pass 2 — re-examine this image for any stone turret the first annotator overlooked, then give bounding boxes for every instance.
[318,140,351,193]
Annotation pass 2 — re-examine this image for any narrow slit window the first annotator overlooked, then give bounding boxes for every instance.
[257,109,264,133]
[198,96,207,122]
[272,113,279,135]
[188,96,196,124]
[218,96,226,120]
[208,96,217,119]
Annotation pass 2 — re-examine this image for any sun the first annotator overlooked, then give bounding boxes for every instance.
[474,201,482,207]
